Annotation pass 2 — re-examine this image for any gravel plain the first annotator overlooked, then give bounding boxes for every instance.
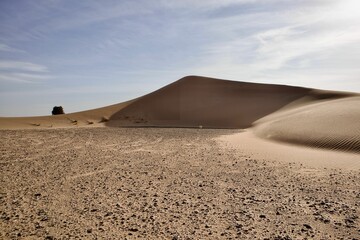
[0,127,359,239]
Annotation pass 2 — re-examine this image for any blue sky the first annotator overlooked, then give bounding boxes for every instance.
[0,0,359,116]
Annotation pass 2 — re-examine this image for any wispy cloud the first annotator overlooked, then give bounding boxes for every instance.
[0,61,48,72]
[0,72,53,83]
[252,25,360,70]
[191,0,360,90]
[0,60,51,83]
[0,43,25,53]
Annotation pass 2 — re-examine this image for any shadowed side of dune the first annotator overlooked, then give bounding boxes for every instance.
[106,76,312,128]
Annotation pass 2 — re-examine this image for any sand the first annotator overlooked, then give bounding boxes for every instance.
[219,130,360,170]
[253,96,360,153]
[0,100,134,130]
[0,76,359,239]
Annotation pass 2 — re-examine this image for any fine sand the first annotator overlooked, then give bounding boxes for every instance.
[0,76,359,239]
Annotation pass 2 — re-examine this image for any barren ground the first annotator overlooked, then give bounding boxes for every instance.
[0,128,359,239]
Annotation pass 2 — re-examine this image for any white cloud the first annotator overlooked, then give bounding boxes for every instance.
[158,0,257,10]
[252,25,360,70]
[0,61,48,72]
[0,72,52,83]
[190,0,360,92]
[0,61,50,83]
[0,43,25,53]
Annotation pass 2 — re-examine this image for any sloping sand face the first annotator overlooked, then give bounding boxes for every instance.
[253,96,360,153]
[219,130,360,170]
[107,76,311,128]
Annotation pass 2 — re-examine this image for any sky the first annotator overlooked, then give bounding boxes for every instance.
[0,0,359,116]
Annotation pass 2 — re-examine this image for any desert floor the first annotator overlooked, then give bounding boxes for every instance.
[1,127,359,239]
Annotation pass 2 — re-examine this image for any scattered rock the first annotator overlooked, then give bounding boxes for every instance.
[104,212,113,217]
[99,116,109,123]
[303,224,312,229]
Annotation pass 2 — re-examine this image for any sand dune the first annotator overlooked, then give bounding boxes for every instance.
[107,76,312,128]
[100,75,360,153]
[253,96,360,153]
[0,75,359,153]
[106,76,356,129]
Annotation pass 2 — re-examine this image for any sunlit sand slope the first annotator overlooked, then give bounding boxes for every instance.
[254,96,360,153]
